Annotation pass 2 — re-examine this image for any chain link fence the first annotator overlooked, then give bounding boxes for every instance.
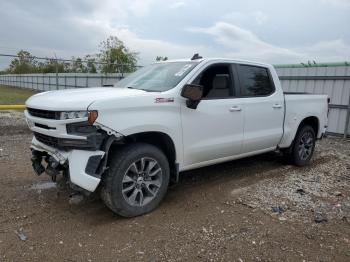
[0,73,128,91]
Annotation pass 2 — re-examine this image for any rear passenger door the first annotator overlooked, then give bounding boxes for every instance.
[235,64,284,153]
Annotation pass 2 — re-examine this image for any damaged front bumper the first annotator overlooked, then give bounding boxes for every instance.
[25,109,124,192]
[31,137,105,192]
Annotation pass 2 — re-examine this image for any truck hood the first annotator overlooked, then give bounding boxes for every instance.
[25,87,148,111]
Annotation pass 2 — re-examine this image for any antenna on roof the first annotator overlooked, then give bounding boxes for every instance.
[191,53,202,60]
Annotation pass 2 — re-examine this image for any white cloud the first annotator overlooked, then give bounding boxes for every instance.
[71,17,350,64]
[89,0,129,22]
[129,0,157,16]
[170,1,187,9]
[321,0,350,8]
[223,12,246,23]
[108,28,205,63]
[187,22,301,63]
[71,16,215,64]
[87,0,157,24]
[0,0,349,69]
[252,11,268,25]
[187,21,350,63]
[299,39,350,62]
[223,10,268,26]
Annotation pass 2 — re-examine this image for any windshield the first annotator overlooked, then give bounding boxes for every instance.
[114,62,199,92]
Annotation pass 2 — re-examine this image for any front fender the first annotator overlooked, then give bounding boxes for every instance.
[89,96,183,166]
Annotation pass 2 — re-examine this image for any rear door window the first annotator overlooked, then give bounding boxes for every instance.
[237,65,274,97]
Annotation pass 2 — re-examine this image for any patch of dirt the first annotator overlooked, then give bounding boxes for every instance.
[1,113,350,261]
[0,111,29,135]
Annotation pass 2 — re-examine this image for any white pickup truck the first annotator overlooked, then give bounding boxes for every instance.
[25,57,328,217]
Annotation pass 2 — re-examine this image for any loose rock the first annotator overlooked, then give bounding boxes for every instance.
[69,194,84,205]
[14,230,27,241]
[296,188,306,195]
[314,211,328,223]
[272,206,284,214]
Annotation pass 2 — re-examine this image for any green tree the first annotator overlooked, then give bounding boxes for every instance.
[37,59,66,73]
[68,57,87,73]
[155,56,168,61]
[85,55,97,73]
[98,36,138,73]
[7,50,37,74]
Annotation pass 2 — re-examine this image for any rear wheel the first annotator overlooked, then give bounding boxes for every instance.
[288,125,316,166]
[101,143,170,217]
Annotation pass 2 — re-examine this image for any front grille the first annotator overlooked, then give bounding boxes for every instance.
[34,132,59,148]
[33,132,101,150]
[28,108,60,120]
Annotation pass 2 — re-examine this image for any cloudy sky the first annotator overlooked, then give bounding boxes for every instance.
[0,0,349,68]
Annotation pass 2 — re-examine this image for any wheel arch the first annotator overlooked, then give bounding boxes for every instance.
[298,116,319,137]
[108,131,179,182]
[279,115,320,149]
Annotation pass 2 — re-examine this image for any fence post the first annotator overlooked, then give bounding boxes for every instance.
[74,75,77,88]
[55,63,59,90]
[64,75,67,89]
[344,93,350,138]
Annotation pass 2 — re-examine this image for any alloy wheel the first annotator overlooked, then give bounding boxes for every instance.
[122,157,162,206]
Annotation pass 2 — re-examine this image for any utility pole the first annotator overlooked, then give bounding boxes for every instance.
[54,53,59,90]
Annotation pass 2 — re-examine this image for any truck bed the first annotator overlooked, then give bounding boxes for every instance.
[278,93,328,148]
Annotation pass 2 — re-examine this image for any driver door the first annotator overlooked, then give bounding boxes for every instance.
[180,63,244,168]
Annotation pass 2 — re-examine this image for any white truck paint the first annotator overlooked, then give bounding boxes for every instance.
[25,58,328,197]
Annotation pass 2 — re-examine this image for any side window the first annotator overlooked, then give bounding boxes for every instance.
[192,64,234,99]
[238,65,274,96]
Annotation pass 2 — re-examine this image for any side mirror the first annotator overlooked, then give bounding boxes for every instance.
[181,84,203,109]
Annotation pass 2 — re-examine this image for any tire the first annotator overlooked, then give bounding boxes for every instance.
[100,143,170,217]
[289,125,316,166]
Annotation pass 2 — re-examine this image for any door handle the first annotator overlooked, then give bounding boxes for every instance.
[272,104,282,109]
[229,106,242,112]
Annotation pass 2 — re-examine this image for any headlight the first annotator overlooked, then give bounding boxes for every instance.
[60,111,88,120]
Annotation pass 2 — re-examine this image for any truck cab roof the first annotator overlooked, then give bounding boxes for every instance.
[156,57,273,68]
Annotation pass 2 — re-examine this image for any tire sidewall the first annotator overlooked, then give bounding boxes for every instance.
[108,144,170,217]
[292,125,316,166]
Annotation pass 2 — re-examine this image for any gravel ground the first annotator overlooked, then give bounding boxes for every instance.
[0,110,28,136]
[0,112,350,261]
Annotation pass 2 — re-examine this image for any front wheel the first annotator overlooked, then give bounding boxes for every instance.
[289,125,316,166]
[101,143,170,217]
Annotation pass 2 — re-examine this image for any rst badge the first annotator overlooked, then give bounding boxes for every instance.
[155,97,174,103]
